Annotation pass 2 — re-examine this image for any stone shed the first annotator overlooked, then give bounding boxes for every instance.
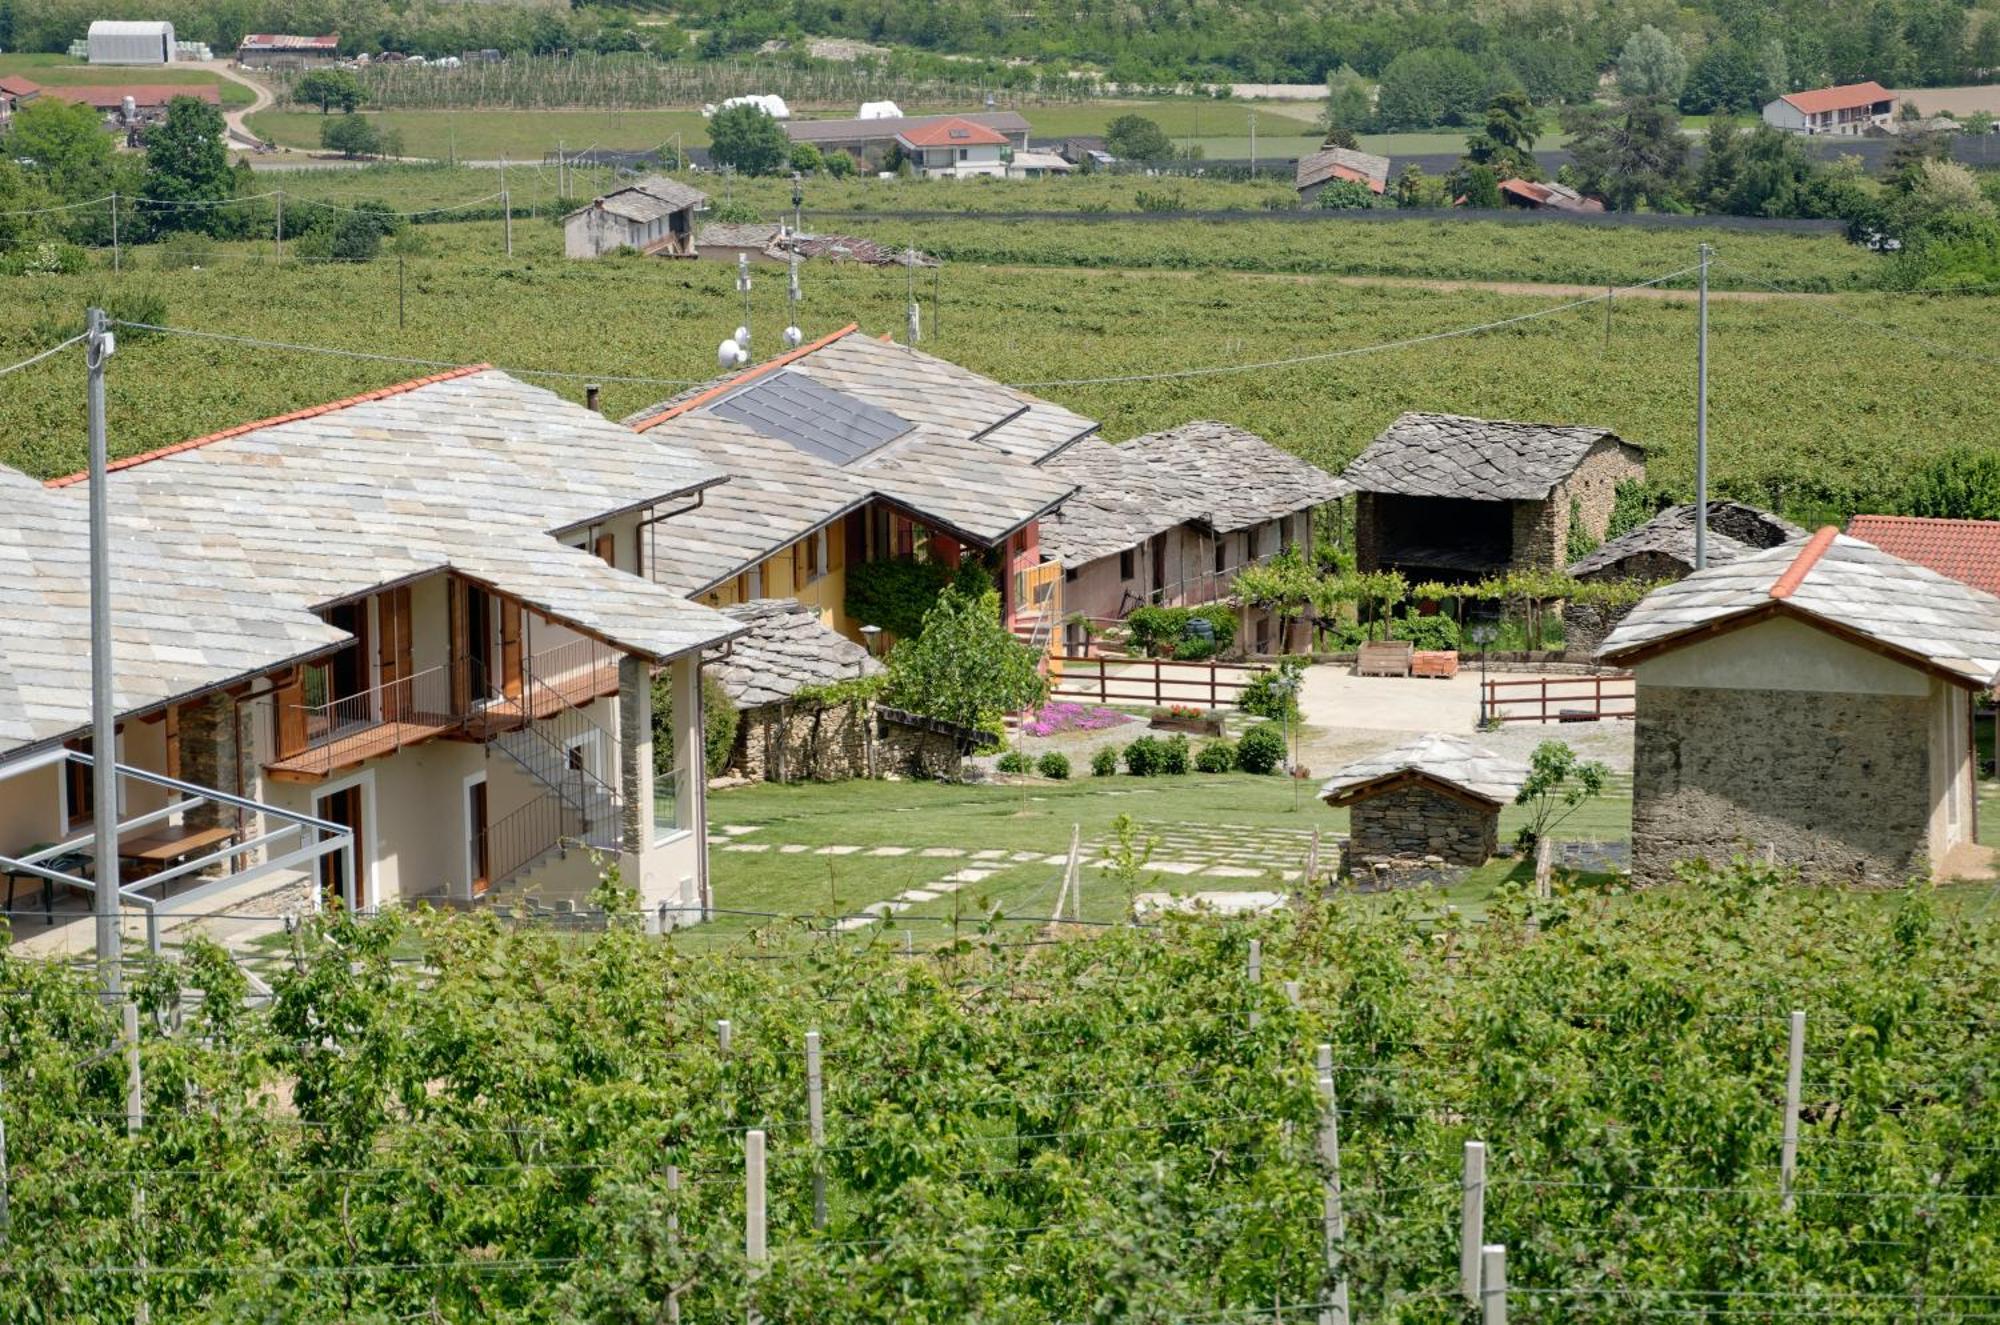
[1601,529,2000,886]
[1318,733,1531,872]
[1564,502,1803,660]
[1341,413,1645,580]
[711,599,883,782]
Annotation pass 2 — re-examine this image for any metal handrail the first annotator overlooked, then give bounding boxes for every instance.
[479,790,585,892]
[283,663,459,776]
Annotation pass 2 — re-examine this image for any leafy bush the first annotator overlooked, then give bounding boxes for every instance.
[1159,733,1192,775]
[1390,610,1461,652]
[1037,751,1071,780]
[1903,446,2000,521]
[1240,657,1304,721]
[1235,722,1286,774]
[1195,740,1237,773]
[1126,604,1238,657]
[652,670,740,779]
[845,557,954,640]
[1123,735,1165,776]
[995,750,1031,774]
[974,715,1007,754]
[824,150,857,178]
[2,242,88,276]
[884,588,1047,731]
[1090,746,1119,777]
[1172,636,1218,660]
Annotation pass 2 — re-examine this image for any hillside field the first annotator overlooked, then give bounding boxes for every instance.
[0,54,254,107]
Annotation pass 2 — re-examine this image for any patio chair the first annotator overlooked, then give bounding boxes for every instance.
[4,847,93,926]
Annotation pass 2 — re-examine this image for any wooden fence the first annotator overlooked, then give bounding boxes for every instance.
[1481,673,1635,724]
[1050,656,1269,709]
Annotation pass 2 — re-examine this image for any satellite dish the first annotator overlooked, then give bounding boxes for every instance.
[718,339,745,369]
[783,325,803,349]
[734,325,750,350]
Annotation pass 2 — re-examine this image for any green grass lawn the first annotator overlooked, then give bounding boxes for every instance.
[247,106,712,159]
[0,54,253,107]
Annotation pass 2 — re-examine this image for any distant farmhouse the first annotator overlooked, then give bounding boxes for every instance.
[87,20,175,65]
[563,178,708,259]
[236,33,341,70]
[893,116,1010,179]
[1497,179,1603,213]
[784,111,1030,172]
[1295,145,1390,204]
[1762,81,1896,135]
[1341,413,1644,580]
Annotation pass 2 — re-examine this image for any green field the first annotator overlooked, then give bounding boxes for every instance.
[0,54,253,108]
[247,105,711,160]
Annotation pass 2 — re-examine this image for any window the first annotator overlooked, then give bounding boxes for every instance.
[1063,566,1077,583]
[1214,538,1227,574]
[1118,548,1135,581]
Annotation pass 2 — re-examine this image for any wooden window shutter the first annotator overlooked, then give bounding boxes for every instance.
[595,533,615,566]
[273,669,307,759]
[500,600,524,699]
[448,579,468,712]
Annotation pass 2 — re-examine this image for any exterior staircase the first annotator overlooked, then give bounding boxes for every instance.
[477,667,625,895]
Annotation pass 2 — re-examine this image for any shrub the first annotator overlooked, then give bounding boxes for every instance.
[1391,610,1461,652]
[1172,636,1218,660]
[1037,751,1071,780]
[1090,746,1119,777]
[1126,604,1237,658]
[974,715,1007,754]
[995,750,1031,774]
[1159,733,1192,775]
[1195,740,1237,773]
[845,557,954,640]
[789,141,824,173]
[2,241,88,276]
[321,113,382,159]
[884,587,1047,731]
[1235,722,1287,775]
[652,670,740,779]
[825,150,857,178]
[1239,658,1304,721]
[1123,735,1165,776]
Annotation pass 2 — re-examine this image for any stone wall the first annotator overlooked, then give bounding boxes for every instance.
[878,717,969,780]
[1565,441,1646,544]
[1353,492,1383,572]
[1508,495,1564,570]
[1561,600,1635,664]
[1630,683,1934,886]
[176,693,236,834]
[1347,782,1500,869]
[737,700,872,782]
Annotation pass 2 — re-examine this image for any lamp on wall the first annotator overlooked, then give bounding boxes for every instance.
[860,624,883,658]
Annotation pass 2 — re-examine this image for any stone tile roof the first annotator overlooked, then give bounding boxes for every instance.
[1844,515,2000,599]
[628,329,1088,595]
[697,221,784,249]
[1568,502,1806,578]
[1122,420,1350,532]
[1296,145,1391,193]
[1341,412,1637,502]
[711,598,882,709]
[1599,529,2000,685]
[1038,437,1207,567]
[5,371,747,758]
[1318,733,1530,807]
[573,176,708,225]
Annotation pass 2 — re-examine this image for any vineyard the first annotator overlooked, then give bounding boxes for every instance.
[4,865,1998,1321]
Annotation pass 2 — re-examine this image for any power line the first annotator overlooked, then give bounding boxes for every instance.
[0,332,87,379]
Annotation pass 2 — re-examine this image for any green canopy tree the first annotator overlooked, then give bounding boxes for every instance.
[708,104,790,176]
[1104,114,1174,163]
[321,113,383,159]
[1618,25,1688,101]
[1562,99,1693,211]
[1462,90,1542,180]
[1374,46,1491,129]
[883,587,1047,731]
[4,97,116,206]
[142,96,236,237]
[294,69,364,114]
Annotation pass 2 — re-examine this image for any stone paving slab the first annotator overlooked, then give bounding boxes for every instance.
[900,888,941,902]
[972,849,1010,860]
[815,845,861,855]
[719,825,762,836]
[1204,865,1268,879]
[920,847,966,858]
[722,843,771,853]
[866,846,912,856]
[779,844,812,854]
[944,867,996,883]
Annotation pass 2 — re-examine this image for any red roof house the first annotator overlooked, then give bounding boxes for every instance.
[1764,81,1896,135]
[893,116,1009,177]
[894,116,1009,148]
[44,83,220,113]
[1844,515,2000,599]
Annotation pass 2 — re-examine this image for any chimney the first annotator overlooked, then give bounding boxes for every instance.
[585,383,602,414]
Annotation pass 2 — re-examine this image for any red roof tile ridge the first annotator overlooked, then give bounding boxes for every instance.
[1769,526,1840,600]
[44,363,493,488]
[628,323,859,434]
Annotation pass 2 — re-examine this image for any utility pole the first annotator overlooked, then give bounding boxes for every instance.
[110,193,119,274]
[398,250,406,329]
[274,190,284,261]
[1249,111,1257,174]
[86,307,122,997]
[1695,242,1712,570]
[501,155,512,258]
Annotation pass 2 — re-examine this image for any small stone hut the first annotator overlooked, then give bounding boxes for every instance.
[1341,413,1644,580]
[1564,502,1803,660]
[711,599,883,782]
[1318,734,1531,871]
[1601,529,2000,886]
[563,177,708,260]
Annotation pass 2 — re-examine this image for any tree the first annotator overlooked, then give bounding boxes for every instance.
[142,96,234,236]
[1681,41,1764,115]
[294,69,363,114]
[1618,24,1689,102]
[1512,739,1611,849]
[788,141,823,173]
[321,113,383,159]
[1104,114,1173,163]
[1563,99,1693,211]
[1756,37,1792,104]
[1463,89,1542,180]
[1321,122,1360,150]
[882,587,1047,732]
[1903,447,2000,519]
[1322,64,1373,135]
[1457,163,1503,206]
[1315,178,1378,209]
[824,149,857,178]
[3,96,115,205]
[1495,37,1600,106]
[1374,46,1491,129]
[653,670,739,779]
[1392,163,1447,208]
[708,104,790,176]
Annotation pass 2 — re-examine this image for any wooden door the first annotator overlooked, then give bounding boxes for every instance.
[273,669,307,759]
[376,586,413,719]
[315,784,364,910]
[466,778,490,897]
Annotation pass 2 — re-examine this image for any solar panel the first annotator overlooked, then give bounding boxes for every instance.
[707,370,913,466]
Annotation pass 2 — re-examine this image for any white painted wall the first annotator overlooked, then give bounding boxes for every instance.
[1633,615,1931,696]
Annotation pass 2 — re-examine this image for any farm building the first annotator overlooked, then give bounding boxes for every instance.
[1601,529,2000,886]
[693,224,934,268]
[783,111,1030,170]
[1762,81,1896,135]
[1007,150,1074,179]
[0,76,39,124]
[1342,412,1645,580]
[236,34,341,69]
[88,20,176,64]
[44,83,219,122]
[1495,179,1604,213]
[1295,146,1390,203]
[1564,502,1803,659]
[1844,515,2000,597]
[1319,734,1530,872]
[562,177,708,259]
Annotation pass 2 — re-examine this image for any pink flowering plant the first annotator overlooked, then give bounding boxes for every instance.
[1022,700,1130,738]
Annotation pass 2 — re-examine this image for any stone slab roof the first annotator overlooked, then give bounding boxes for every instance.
[711,598,882,709]
[1599,529,2000,685]
[697,221,783,249]
[1122,421,1350,533]
[567,176,708,226]
[1318,733,1530,807]
[1341,412,1637,502]
[1568,502,1806,578]
[1296,145,1390,192]
[628,328,1088,595]
[1844,515,2000,599]
[1038,437,1208,567]
[5,371,748,759]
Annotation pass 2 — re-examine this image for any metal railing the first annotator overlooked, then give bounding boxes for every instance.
[525,636,621,707]
[281,663,458,777]
[479,793,591,894]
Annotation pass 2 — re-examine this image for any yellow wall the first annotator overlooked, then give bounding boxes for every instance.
[698,523,857,640]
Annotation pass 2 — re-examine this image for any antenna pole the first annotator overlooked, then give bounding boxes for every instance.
[86,307,122,997]
[1695,242,1711,570]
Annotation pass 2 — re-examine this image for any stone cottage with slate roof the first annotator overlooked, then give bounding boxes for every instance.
[564,177,709,259]
[1601,529,2000,886]
[1039,422,1348,655]
[0,368,744,944]
[1319,733,1530,872]
[1563,502,1804,660]
[1295,145,1391,203]
[1342,412,1644,580]
[712,599,881,782]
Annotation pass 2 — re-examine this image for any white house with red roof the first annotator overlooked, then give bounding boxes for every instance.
[1762,81,1896,135]
[894,116,1009,178]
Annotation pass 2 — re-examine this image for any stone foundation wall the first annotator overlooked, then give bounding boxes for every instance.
[1509,496,1564,571]
[738,700,872,782]
[1348,784,1500,869]
[1630,684,1933,886]
[1561,600,1637,664]
[878,721,968,780]
[1566,442,1646,544]
[176,694,237,833]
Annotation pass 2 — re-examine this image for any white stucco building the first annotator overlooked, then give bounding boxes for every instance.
[1762,82,1895,135]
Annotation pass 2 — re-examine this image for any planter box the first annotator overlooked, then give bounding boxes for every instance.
[1411,650,1460,679]
[1149,712,1225,736]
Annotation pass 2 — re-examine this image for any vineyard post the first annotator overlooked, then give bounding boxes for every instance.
[275,191,284,261]
[1054,824,1082,922]
[1285,980,1301,1009]
[745,1128,767,1322]
[502,155,512,258]
[1303,828,1320,886]
[0,1080,10,1240]
[1480,1244,1507,1325]
[666,1164,682,1325]
[718,1019,732,1054]
[1461,1140,1486,1305]
[111,193,120,274]
[1694,242,1712,570]
[134,1184,150,1325]
[1603,284,1612,351]
[806,1029,827,1230]
[124,1001,142,1134]
[1247,939,1262,1029]
[1316,1044,1349,1325]
[1781,1010,1805,1212]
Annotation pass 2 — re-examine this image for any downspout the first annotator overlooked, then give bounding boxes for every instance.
[636,488,709,584]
